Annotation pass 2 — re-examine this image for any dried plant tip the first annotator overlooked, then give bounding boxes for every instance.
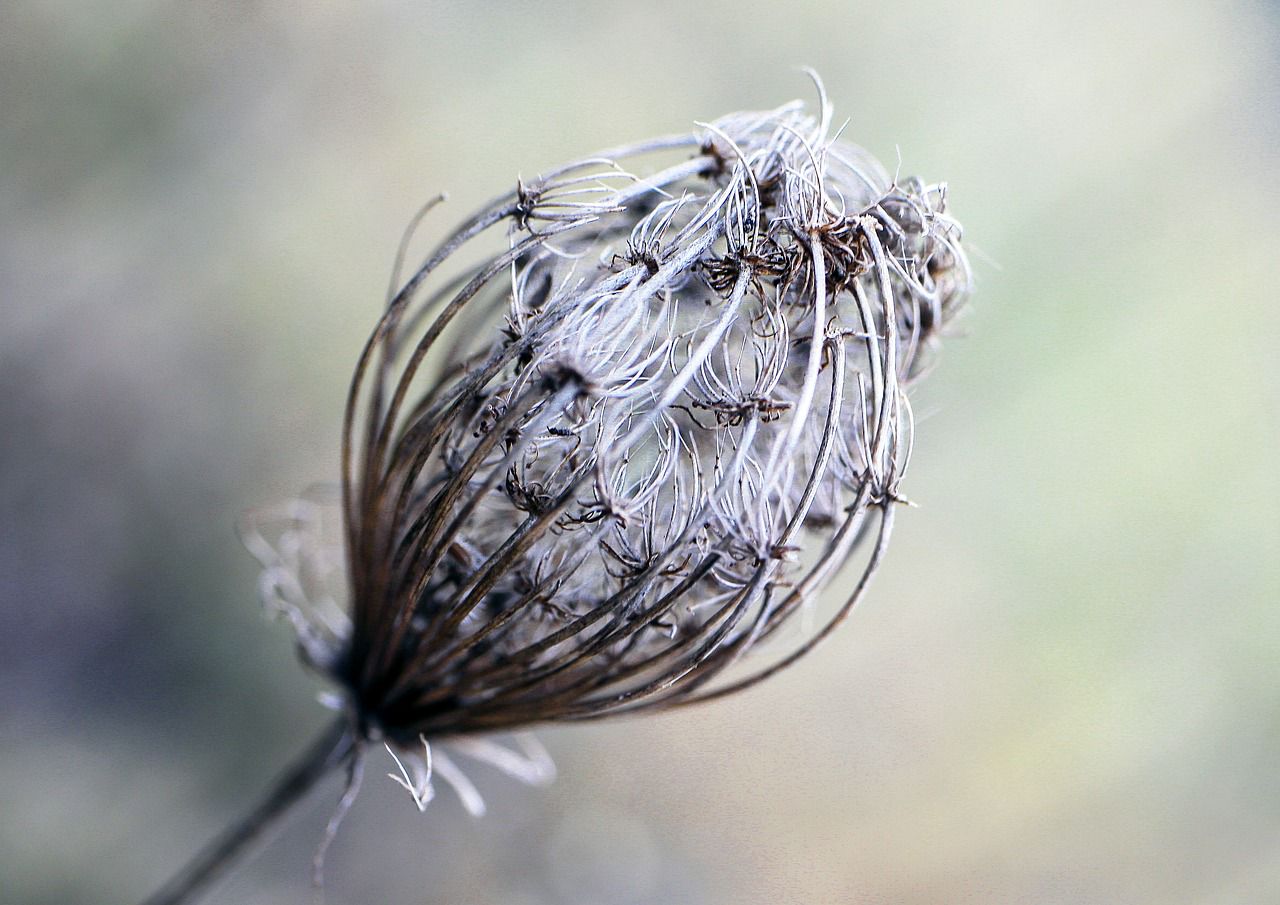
[327,76,970,752]
[141,74,971,905]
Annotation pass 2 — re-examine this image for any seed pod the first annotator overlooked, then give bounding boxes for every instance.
[300,83,970,748]
[147,81,972,905]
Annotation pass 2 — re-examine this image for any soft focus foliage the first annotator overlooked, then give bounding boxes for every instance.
[2,2,1277,904]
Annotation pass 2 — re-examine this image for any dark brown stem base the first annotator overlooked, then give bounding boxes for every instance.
[140,716,355,905]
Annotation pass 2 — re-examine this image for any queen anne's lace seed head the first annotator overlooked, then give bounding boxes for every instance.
[270,80,969,757]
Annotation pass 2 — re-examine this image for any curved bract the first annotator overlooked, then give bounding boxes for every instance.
[324,88,970,746]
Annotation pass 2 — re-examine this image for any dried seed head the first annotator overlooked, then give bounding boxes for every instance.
[258,78,970,757]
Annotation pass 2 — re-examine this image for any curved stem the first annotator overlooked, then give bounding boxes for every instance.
[140,716,354,905]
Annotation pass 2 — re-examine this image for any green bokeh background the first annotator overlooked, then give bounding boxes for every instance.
[3,2,1277,903]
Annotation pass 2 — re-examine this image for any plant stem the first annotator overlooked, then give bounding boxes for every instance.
[140,716,354,905]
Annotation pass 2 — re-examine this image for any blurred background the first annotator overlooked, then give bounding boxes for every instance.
[3,1,1278,903]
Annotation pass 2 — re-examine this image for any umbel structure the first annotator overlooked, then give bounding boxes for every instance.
[142,78,970,905]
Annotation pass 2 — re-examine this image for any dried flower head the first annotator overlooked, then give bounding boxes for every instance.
[320,77,968,751]
[144,76,969,905]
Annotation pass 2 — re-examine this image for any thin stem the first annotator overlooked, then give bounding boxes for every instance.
[140,717,355,905]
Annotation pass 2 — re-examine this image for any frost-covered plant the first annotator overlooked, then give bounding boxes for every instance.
[142,76,969,905]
